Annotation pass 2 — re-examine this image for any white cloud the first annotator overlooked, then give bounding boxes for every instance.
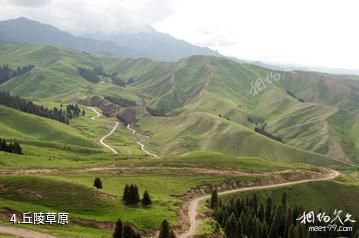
[0,0,181,33]
[0,0,358,69]
[155,0,359,69]
[10,0,51,7]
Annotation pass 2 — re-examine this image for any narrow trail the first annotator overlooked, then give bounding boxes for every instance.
[179,170,340,238]
[88,107,119,154]
[0,225,56,238]
[127,124,159,158]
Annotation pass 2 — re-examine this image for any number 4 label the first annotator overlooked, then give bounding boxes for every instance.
[9,214,17,224]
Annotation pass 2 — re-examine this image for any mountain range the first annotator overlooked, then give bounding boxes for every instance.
[0,42,358,165]
[0,17,220,61]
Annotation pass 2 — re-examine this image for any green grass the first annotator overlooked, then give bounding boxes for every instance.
[0,174,225,232]
[222,179,359,216]
[1,39,359,238]
[0,220,112,238]
[1,42,358,163]
[0,105,95,147]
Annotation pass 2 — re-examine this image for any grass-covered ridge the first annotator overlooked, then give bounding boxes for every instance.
[1,41,358,164]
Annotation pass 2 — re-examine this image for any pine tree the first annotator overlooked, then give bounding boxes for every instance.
[122,223,141,238]
[210,190,219,208]
[12,142,22,154]
[142,190,152,206]
[123,184,140,205]
[288,224,295,238]
[224,213,237,238]
[281,191,288,209]
[265,196,273,224]
[236,218,243,237]
[159,219,175,238]
[269,204,284,238]
[258,204,265,222]
[354,228,359,238]
[252,194,258,213]
[133,185,140,204]
[123,184,130,204]
[298,223,306,238]
[113,219,123,238]
[93,177,103,189]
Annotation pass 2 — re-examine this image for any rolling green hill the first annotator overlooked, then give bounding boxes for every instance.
[1,42,358,165]
[0,105,94,147]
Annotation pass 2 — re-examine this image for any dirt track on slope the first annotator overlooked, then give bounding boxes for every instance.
[89,107,119,154]
[127,124,159,158]
[0,225,56,238]
[178,170,340,238]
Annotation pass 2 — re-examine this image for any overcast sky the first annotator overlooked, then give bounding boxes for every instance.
[0,0,358,69]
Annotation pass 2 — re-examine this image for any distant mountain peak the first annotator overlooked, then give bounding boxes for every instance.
[0,17,221,61]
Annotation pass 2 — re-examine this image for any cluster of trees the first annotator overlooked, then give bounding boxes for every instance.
[254,126,284,143]
[65,104,83,119]
[212,191,358,238]
[112,219,176,238]
[77,65,116,84]
[122,184,152,206]
[104,95,136,107]
[0,138,22,155]
[146,106,167,117]
[286,90,305,103]
[111,76,126,87]
[0,91,82,124]
[78,67,135,87]
[0,64,34,84]
[77,66,101,83]
[110,73,134,87]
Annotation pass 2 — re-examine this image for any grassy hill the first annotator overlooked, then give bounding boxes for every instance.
[0,104,116,168]
[222,170,359,216]
[1,42,358,165]
[0,42,358,237]
[0,105,94,147]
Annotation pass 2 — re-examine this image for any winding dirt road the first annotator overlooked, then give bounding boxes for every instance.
[89,107,119,154]
[179,170,340,238]
[0,225,56,238]
[127,124,159,158]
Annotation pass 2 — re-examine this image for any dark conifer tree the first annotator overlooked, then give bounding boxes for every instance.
[265,196,273,225]
[113,219,123,238]
[93,177,103,189]
[281,191,288,209]
[0,91,80,124]
[210,190,219,208]
[269,204,284,238]
[123,184,140,205]
[258,204,265,222]
[158,219,175,238]
[224,213,237,238]
[123,184,131,203]
[0,138,23,155]
[142,190,152,206]
[288,224,295,238]
[132,185,140,204]
[122,223,141,238]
